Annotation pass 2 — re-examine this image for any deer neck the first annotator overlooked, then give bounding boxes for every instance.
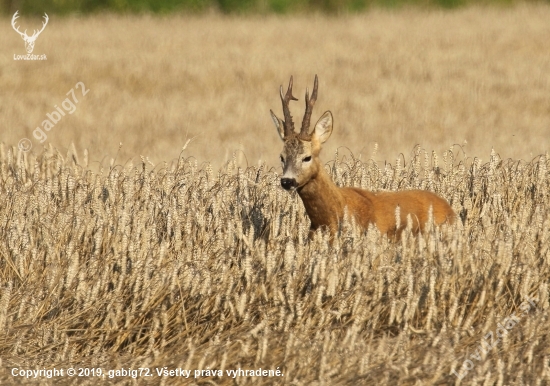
[297,165,345,231]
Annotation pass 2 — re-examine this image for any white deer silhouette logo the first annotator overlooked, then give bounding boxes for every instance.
[11,11,49,54]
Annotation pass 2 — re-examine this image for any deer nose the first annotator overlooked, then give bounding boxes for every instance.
[281,178,297,190]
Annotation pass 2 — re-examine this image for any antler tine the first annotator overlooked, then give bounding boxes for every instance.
[300,75,319,137]
[11,11,26,38]
[32,13,48,37]
[280,76,298,136]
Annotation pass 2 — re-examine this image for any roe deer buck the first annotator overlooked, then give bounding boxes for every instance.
[270,75,455,239]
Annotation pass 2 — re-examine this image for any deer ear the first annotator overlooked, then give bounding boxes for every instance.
[313,111,333,144]
[270,110,286,140]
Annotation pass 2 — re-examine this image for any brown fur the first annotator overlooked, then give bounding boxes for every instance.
[272,76,455,240]
[298,165,455,239]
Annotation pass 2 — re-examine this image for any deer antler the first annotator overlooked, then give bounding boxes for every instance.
[279,76,298,137]
[11,11,48,40]
[32,13,49,39]
[11,11,27,38]
[300,74,319,138]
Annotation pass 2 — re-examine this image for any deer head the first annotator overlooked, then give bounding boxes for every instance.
[11,11,49,54]
[270,75,333,191]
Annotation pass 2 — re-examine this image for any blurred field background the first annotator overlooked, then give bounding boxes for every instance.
[1,3,549,171]
[2,0,548,14]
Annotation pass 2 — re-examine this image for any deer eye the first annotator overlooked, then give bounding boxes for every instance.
[302,156,312,163]
[280,155,285,164]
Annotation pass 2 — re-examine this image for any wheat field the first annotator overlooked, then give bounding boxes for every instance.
[1,140,549,385]
[1,3,550,386]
